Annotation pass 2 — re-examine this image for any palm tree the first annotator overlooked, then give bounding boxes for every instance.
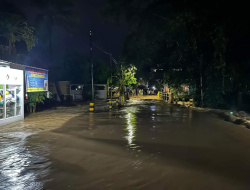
[0,12,37,56]
[31,0,79,62]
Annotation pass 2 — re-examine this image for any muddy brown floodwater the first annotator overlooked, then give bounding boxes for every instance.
[1,100,250,190]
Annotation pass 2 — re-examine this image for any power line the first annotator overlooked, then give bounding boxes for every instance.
[93,43,118,65]
[93,43,110,55]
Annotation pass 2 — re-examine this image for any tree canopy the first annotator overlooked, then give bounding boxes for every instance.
[31,0,80,62]
[111,63,137,95]
[102,0,250,108]
[0,1,37,61]
[0,13,37,51]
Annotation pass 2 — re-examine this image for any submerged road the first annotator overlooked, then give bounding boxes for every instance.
[1,100,250,189]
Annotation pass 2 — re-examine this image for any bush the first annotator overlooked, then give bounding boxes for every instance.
[25,91,52,113]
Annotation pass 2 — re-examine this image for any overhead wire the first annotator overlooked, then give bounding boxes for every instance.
[93,42,118,65]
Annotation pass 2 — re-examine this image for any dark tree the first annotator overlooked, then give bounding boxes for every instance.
[30,0,79,63]
[102,0,250,108]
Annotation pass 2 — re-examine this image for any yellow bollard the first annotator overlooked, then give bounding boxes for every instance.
[116,99,119,106]
[89,102,94,112]
[189,99,193,108]
[109,100,112,110]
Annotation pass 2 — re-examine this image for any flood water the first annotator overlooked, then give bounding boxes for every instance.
[1,100,250,189]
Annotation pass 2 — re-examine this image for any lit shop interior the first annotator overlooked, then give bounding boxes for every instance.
[0,65,24,126]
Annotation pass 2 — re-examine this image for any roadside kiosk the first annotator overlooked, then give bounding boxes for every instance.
[0,60,48,127]
[0,65,24,126]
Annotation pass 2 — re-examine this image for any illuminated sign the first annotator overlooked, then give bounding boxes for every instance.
[25,67,48,92]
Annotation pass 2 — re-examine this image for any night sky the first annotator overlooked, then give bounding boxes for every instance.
[13,0,128,68]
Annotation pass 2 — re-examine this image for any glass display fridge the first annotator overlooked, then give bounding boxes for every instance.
[0,67,24,126]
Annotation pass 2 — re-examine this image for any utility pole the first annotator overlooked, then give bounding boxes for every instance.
[90,30,94,102]
[110,52,112,100]
[200,54,203,105]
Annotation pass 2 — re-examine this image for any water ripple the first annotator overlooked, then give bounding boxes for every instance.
[0,128,51,190]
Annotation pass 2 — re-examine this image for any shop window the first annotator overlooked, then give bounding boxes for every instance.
[5,85,22,118]
[6,85,15,118]
[0,67,24,126]
[16,86,22,116]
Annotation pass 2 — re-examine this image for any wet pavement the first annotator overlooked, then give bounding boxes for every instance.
[1,100,250,190]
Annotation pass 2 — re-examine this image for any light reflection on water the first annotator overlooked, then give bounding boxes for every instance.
[150,105,156,112]
[0,125,50,190]
[89,112,94,129]
[123,107,138,149]
[122,102,194,148]
[125,113,135,145]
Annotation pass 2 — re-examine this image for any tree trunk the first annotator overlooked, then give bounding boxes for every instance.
[27,104,30,113]
[33,103,36,113]
[120,95,125,106]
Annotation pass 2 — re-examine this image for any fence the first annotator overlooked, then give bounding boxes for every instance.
[159,92,173,102]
